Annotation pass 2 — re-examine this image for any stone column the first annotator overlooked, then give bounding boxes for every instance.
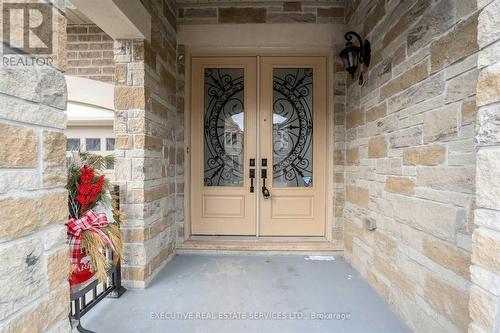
[469,1,500,332]
[114,39,151,288]
[0,1,70,332]
[114,37,178,288]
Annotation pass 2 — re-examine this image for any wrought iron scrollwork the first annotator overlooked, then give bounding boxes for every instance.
[203,68,244,186]
[272,68,313,187]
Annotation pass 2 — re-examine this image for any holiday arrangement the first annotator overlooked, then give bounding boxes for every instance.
[66,152,124,285]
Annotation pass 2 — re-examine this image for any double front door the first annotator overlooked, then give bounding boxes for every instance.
[191,56,327,236]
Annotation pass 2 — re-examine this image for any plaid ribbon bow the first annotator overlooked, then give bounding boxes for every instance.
[67,210,115,264]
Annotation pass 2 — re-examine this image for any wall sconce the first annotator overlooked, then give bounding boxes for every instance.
[339,31,371,85]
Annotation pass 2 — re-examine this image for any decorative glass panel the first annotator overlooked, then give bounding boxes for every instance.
[272,68,313,187]
[86,138,101,151]
[66,138,80,151]
[203,68,244,187]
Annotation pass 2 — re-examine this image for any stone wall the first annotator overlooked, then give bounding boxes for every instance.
[469,0,500,332]
[0,2,70,332]
[343,0,479,331]
[175,4,347,244]
[113,0,182,288]
[333,44,347,244]
[176,0,344,24]
[66,24,115,83]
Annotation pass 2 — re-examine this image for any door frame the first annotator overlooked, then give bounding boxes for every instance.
[183,48,336,244]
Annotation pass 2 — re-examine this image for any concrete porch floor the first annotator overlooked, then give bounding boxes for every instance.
[80,254,409,333]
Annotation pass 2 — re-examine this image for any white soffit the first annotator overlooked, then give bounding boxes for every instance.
[70,0,151,41]
[66,102,114,126]
[65,76,114,110]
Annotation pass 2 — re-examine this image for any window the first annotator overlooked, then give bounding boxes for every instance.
[66,138,80,151]
[86,138,101,151]
[106,138,115,151]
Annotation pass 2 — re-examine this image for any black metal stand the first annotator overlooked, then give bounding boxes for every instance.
[69,262,126,333]
[108,261,126,298]
[69,185,126,332]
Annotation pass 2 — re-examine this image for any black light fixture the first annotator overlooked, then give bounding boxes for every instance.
[339,31,371,85]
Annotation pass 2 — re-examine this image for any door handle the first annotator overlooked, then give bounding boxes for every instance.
[261,168,270,199]
[249,168,255,193]
[249,159,256,193]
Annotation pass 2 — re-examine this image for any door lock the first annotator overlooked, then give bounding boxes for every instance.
[261,168,270,199]
[262,186,270,199]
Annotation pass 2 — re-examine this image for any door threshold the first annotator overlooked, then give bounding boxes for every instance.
[176,237,343,256]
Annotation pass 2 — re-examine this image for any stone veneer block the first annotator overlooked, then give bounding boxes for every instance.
[385,176,415,195]
[40,191,69,226]
[477,63,500,107]
[476,150,500,210]
[374,231,397,259]
[115,134,133,149]
[346,147,360,165]
[389,127,422,148]
[423,236,471,278]
[406,0,457,55]
[365,102,387,122]
[180,8,217,18]
[0,67,40,103]
[346,185,369,208]
[393,197,457,241]
[461,98,477,125]
[363,0,385,35]
[368,136,388,158]
[388,74,445,113]
[424,275,470,331]
[115,64,127,83]
[417,166,475,194]
[283,1,301,12]
[403,144,446,166]
[383,14,407,49]
[477,0,500,48]
[380,62,428,100]
[0,123,38,168]
[266,13,316,23]
[0,238,45,320]
[476,104,500,145]
[346,108,364,129]
[317,7,344,18]
[218,7,266,23]
[469,285,497,332]
[46,246,70,289]
[114,86,146,110]
[446,69,479,104]
[423,104,459,142]
[431,13,478,73]
[0,197,39,240]
[43,131,66,168]
[373,255,415,297]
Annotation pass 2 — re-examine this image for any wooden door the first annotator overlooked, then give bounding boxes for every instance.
[191,57,257,235]
[258,57,327,236]
[190,56,327,237]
